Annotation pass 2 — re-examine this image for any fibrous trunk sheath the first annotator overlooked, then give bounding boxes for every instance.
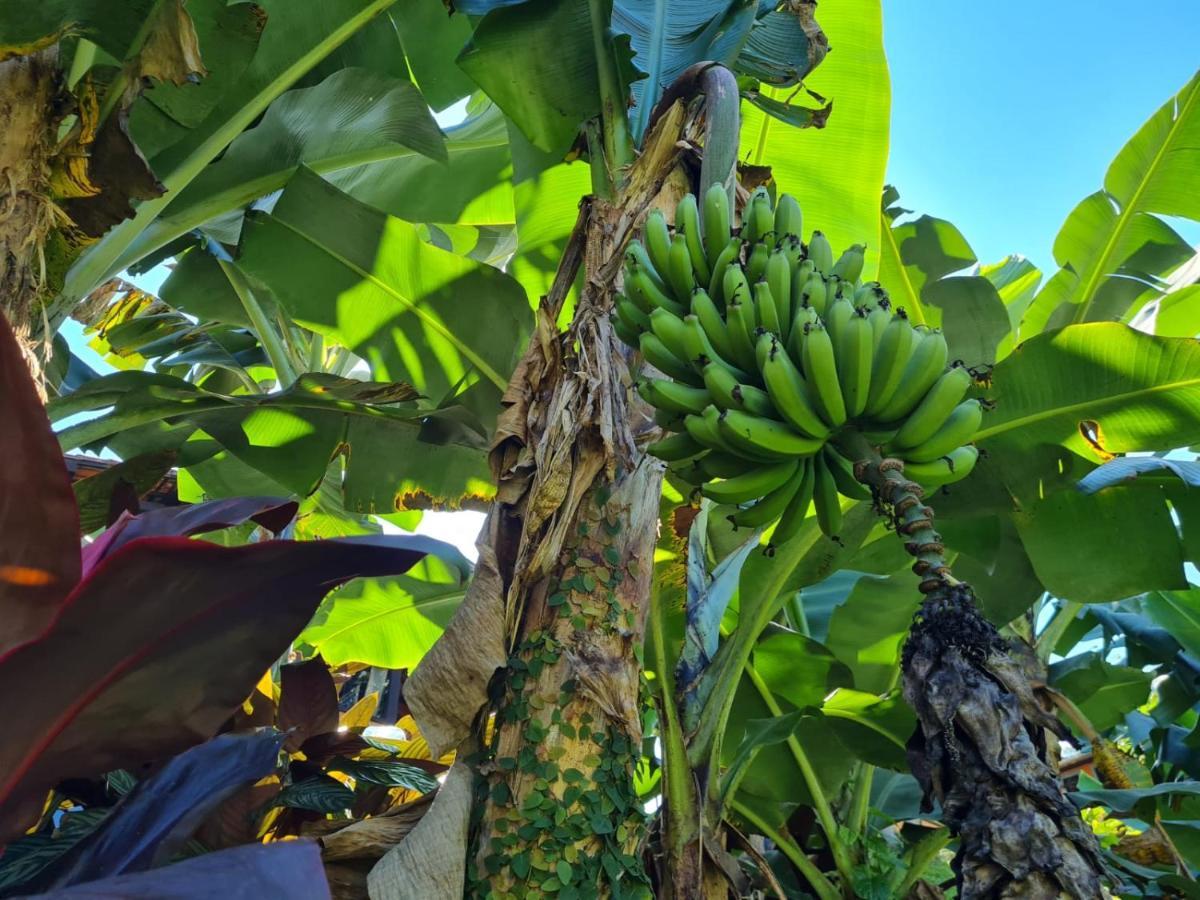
[853,450,1106,899]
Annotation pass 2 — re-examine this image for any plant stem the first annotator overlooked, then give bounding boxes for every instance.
[731,799,841,900]
[787,591,810,636]
[890,827,950,896]
[846,762,874,842]
[1036,598,1081,661]
[218,260,297,386]
[306,331,326,372]
[741,663,856,895]
[587,0,632,193]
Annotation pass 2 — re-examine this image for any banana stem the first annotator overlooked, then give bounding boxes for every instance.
[845,762,874,842]
[587,0,632,194]
[730,799,841,900]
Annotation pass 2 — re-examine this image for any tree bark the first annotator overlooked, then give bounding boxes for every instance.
[0,47,64,379]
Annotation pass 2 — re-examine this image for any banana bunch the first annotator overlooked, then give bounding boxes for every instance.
[612,185,983,544]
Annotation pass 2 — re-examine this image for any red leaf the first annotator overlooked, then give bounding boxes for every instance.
[29,839,330,899]
[81,497,298,576]
[0,312,80,657]
[278,657,339,752]
[0,535,448,843]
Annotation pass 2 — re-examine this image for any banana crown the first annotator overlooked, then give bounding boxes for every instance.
[619,188,985,544]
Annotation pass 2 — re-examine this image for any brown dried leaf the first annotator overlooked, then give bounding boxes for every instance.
[133,0,207,86]
[320,794,433,862]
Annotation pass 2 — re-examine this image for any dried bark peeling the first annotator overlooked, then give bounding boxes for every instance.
[848,447,1106,899]
[371,102,707,899]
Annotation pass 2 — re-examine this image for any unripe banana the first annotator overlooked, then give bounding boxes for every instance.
[638,377,711,415]
[822,445,871,500]
[855,281,886,308]
[890,365,973,449]
[812,452,843,538]
[682,314,754,381]
[743,188,774,244]
[611,312,641,348]
[666,233,696,302]
[746,240,770,285]
[628,262,687,317]
[773,193,803,240]
[901,400,983,463]
[872,329,949,423]
[729,460,808,529]
[684,406,733,453]
[902,445,978,488]
[753,281,783,338]
[639,331,703,386]
[824,274,844,311]
[838,308,874,418]
[614,293,650,333]
[766,249,794,340]
[647,431,705,462]
[626,240,667,292]
[708,238,743,307]
[800,322,847,427]
[644,209,673,278]
[667,458,707,487]
[676,193,711,284]
[703,184,732,270]
[702,458,799,505]
[703,362,775,418]
[726,297,760,374]
[866,304,891,349]
[655,407,685,429]
[723,263,752,308]
[865,313,915,415]
[757,333,832,440]
[768,459,816,548]
[831,243,866,284]
[823,294,854,351]
[697,451,747,480]
[691,288,738,363]
[800,271,827,317]
[808,230,833,275]
[649,307,689,360]
[718,408,824,460]
[782,238,808,271]
[786,305,819,362]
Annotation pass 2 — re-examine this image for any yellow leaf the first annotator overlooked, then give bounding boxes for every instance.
[341,691,378,728]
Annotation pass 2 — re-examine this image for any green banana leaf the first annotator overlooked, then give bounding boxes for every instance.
[738,0,889,279]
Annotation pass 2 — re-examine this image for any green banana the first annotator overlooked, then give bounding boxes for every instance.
[626,240,667,292]
[638,377,711,415]
[831,243,866,283]
[838,308,874,418]
[744,188,774,243]
[786,305,819,362]
[867,305,891,349]
[682,314,754,381]
[729,461,808,529]
[808,230,833,275]
[780,234,806,269]
[627,262,687,317]
[824,275,844,311]
[614,293,650,333]
[902,445,978,488]
[655,407,685,429]
[647,431,705,462]
[901,399,983,463]
[766,249,794,340]
[723,262,752,308]
[691,288,738,363]
[812,452,843,538]
[708,237,743,307]
[703,363,775,418]
[649,307,690,361]
[800,322,847,427]
[757,333,832,440]
[746,240,770,285]
[865,313,915,415]
[718,408,824,460]
[667,459,707,487]
[611,313,641,348]
[801,271,827,317]
[822,445,871,500]
[774,192,803,239]
[684,406,732,453]
[697,451,747,480]
[666,233,696,302]
[703,184,732,270]
[872,329,949,423]
[726,297,760,373]
[855,281,886,308]
[676,193,711,284]
[639,331,703,386]
[768,459,816,548]
[644,208,673,278]
[702,458,799,505]
[753,281,783,338]
[890,365,973,449]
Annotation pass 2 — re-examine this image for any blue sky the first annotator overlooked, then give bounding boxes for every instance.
[882,0,1200,275]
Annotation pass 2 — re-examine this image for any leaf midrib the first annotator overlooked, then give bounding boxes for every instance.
[1072,78,1200,323]
[975,375,1200,443]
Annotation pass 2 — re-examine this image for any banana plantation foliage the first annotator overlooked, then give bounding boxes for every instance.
[0,0,1198,897]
